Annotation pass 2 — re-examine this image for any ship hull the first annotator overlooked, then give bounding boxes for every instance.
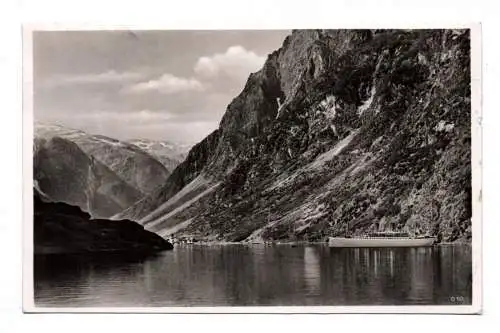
[328,237,436,248]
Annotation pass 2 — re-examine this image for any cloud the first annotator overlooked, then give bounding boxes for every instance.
[194,46,265,81]
[126,120,219,143]
[40,109,217,143]
[42,70,146,87]
[125,73,205,94]
[69,109,175,124]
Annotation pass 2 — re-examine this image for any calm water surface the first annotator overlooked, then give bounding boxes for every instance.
[34,244,472,307]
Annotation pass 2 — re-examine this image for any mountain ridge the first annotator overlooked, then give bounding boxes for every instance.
[34,133,143,218]
[33,123,189,218]
[115,29,472,243]
[126,138,191,173]
[35,123,172,194]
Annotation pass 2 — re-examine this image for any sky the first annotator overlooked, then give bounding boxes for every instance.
[33,30,290,143]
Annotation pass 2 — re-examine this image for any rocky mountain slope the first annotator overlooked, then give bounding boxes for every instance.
[34,187,173,255]
[116,29,472,243]
[35,124,171,195]
[34,133,142,218]
[127,139,191,173]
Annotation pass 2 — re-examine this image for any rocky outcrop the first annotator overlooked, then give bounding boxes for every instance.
[34,188,173,255]
[117,29,471,243]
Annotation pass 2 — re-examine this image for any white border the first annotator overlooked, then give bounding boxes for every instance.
[21,23,483,315]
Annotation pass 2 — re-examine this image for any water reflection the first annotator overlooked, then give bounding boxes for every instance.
[34,244,472,307]
[303,246,321,295]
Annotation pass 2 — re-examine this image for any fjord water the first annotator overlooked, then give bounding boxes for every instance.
[34,244,472,307]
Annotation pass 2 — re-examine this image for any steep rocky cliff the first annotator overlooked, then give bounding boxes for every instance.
[117,29,471,243]
[34,188,173,255]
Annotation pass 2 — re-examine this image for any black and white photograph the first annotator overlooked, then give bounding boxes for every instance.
[23,27,480,312]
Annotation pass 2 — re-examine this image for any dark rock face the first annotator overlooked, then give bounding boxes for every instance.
[34,189,173,255]
[118,29,471,244]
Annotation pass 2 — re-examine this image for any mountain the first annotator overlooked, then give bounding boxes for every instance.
[34,187,173,255]
[35,124,171,195]
[127,139,191,173]
[34,132,143,218]
[115,29,471,244]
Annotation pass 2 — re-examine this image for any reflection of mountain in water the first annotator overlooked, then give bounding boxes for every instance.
[324,246,472,305]
[35,245,472,307]
[303,246,321,295]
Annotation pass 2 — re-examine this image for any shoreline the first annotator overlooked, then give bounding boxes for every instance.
[167,240,472,247]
